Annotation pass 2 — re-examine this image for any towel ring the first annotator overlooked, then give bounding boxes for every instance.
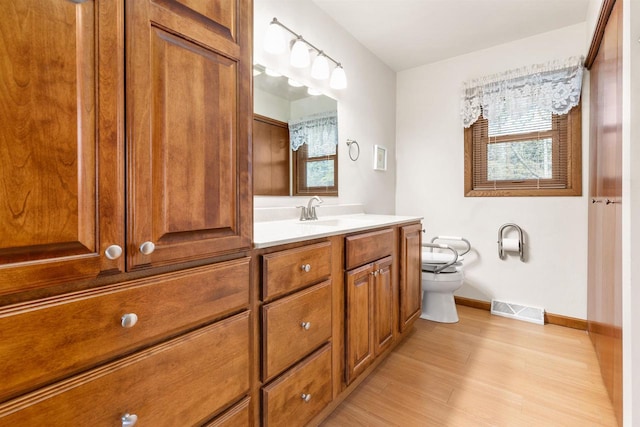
[346,139,360,161]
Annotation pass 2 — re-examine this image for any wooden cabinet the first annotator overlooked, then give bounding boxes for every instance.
[0,0,125,296]
[345,229,396,385]
[259,240,334,425]
[0,0,252,295]
[399,223,422,331]
[0,312,250,426]
[0,258,249,402]
[345,256,394,384]
[262,281,332,381]
[126,0,252,270]
[262,345,333,427]
[0,0,253,424]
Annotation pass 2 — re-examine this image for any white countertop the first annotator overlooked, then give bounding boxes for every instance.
[253,214,423,249]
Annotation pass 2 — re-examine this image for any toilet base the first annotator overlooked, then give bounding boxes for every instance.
[420,291,459,323]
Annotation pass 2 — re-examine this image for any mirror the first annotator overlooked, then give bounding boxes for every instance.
[253,64,338,196]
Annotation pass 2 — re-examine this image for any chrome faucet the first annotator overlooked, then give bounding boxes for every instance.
[297,196,323,221]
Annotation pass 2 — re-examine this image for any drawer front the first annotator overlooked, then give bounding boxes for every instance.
[0,258,249,402]
[263,241,331,300]
[203,396,250,426]
[0,312,250,426]
[345,228,394,270]
[262,281,332,381]
[262,344,332,427]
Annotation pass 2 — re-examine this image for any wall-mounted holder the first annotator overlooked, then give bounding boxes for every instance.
[498,223,525,261]
[346,139,359,161]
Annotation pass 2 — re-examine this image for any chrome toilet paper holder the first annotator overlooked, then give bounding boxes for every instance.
[498,223,525,261]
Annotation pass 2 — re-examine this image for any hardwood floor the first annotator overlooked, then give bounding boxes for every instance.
[321,305,617,426]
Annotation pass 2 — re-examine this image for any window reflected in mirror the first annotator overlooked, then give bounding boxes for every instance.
[253,64,338,196]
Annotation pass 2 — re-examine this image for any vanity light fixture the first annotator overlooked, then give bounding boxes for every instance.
[264,17,347,89]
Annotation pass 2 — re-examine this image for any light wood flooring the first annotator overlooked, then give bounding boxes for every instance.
[321,305,618,426]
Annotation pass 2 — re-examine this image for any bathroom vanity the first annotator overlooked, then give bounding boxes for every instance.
[252,213,423,425]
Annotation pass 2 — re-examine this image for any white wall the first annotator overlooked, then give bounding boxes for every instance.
[254,0,397,214]
[395,23,589,319]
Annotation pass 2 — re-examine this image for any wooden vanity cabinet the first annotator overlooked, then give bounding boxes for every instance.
[344,229,396,385]
[258,239,335,426]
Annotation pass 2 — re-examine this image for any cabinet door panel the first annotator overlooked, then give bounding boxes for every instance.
[345,264,374,384]
[374,256,394,355]
[0,0,124,295]
[400,223,422,331]
[127,0,251,270]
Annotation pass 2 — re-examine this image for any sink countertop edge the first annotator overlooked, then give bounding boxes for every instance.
[253,214,423,249]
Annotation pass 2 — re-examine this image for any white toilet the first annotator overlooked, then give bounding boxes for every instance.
[420,237,471,323]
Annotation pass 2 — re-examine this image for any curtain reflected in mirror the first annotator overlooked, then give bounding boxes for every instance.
[253,64,338,196]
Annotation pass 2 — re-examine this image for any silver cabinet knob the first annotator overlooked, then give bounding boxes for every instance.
[104,244,123,260]
[121,313,139,328]
[139,241,155,255]
[301,321,311,330]
[301,264,311,272]
[121,413,138,427]
[301,393,311,403]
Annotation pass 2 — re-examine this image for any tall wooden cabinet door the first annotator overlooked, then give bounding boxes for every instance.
[0,0,125,296]
[345,264,375,385]
[374,256,394,356]
[400,223,422,331]
[126,0,252,270]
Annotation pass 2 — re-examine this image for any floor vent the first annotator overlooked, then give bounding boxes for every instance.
[490,299,545,325]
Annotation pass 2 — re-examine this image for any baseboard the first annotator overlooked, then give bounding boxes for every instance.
[454,296,587,330]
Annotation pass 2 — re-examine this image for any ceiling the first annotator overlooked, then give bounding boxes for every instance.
[310,0,591,71]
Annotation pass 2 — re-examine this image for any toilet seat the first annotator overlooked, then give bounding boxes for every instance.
[421,248,463,274]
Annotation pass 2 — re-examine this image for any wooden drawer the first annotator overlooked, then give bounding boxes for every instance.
[262,241,331,300]
[345,228,394,270]
[0,258,249,402]
[262,344,332,427]
[203,396,250,426]
[262,281,332,381]
[0,312,250,425]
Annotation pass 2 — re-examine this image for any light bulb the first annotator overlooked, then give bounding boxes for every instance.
[264,21,287,54]
[290,38,310,68]
[288,78,303,87]
[307,87,322,96]
[330,65,347,89]
[265,68,282,77]
[311,53,330,80]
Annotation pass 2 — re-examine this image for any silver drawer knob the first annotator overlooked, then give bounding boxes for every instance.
[139,241,155,255]
[104,244,123,260]
[121,413,138,427]
[301,321,311,330]
[121,313,139,328]
[301,264,311,272]
[301,393,312,403]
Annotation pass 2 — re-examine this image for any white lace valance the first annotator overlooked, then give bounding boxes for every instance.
[461,56,584,128]
[289,112,338,156]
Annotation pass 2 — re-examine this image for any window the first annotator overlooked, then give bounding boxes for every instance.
[293,137,338,195]
[461,56,584,197]
[290,113,338,196]
[464,104,581,196]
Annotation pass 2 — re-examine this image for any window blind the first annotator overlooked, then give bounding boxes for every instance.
[472,111,569,190]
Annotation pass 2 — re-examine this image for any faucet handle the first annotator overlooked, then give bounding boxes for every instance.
[296,206,308,221]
